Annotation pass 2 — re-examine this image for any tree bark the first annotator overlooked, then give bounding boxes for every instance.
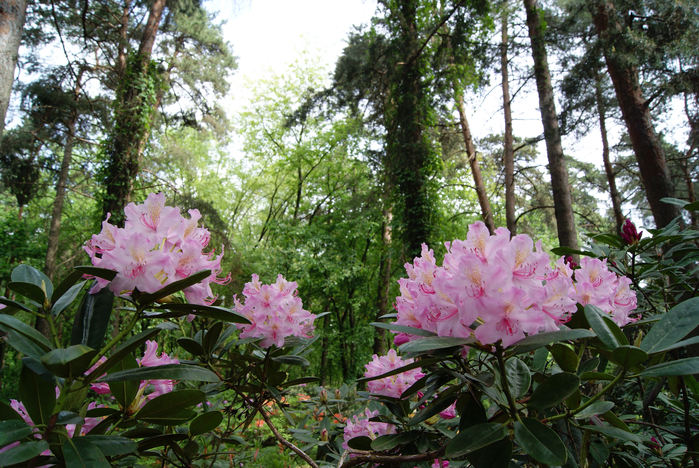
[595,73,625,234]
[524,0,579,251]
[373,210,392,356]
[0,0,26,142]
[501,1,516,235]
[455,91,495,233]
[589,0,681,228]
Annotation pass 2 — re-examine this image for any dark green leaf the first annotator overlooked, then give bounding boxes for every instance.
[21,357,55,384]
[271,355,310,367]
[139,270,211,305]
[0,420,34,447]
[574,401,615,419]
[346,436,373,451]
[136,390,206,422]
[281,377,320,388]
[611,346,648,368]
[4,330,45,359]
[505,357,531,399]
[579,425,643,443]
[408,392,457,425]
[86,407,119,418]
[189,411,223,436]
[71,284,114,351]
[89,328,160,378]
[177,337,205,356]
[137,433,188,451]
[527,372,580,411]
[40,345,96,378]
[514,418,567,466]
[51,269,86,303]
[359,357,442,383]
[0,401,22,421]
[579,372,614,381]
[370,431,419,451]
[51,281,86,316]
[399,336,476,353]
[63,437,111,468]
[108,355,139,409]
[466,435,513,468]
[81,435,137,456]
[370,322,437,337]
[637,357,699,377]
[0,440,49,467]
[550,344,578,373]
[203,322,224,355]
[509,329,595,355]
[19,364,56,425]
[0,297,32,312]
[11,265,52,300]
[8,282,46,305]
[74,266,117,281]
[585,305,621,350]
[445,422,508,457]
[649,335,699,354]
[0,314,53,351]
[57,411,84,425]
[148,303,250,324]
[640,298,699,354]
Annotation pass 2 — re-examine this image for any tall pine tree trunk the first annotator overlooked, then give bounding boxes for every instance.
[0,0,26,142]
[455,91,495,233]
[524,0,579,251]
[101,0,166,223]
[373,209,392,356]
[589,0,680,228]
[501,1,516,235]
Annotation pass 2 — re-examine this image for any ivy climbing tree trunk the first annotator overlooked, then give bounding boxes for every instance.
[0,0,26,142]
[524,0,579,251]
[101,0,166,224]
[501,1,516,235]
[455,90,495,233]
[589,0,680,229]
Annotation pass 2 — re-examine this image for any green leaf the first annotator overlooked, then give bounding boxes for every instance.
[137,433,188,451]
[7,282,45,306]
[0,296,32,312]
[150,303,250,324]
[70,284,114,351]
[100,364,219,383]
[514,418,567,466]
[445,422,508,457]
[579,372,614,381]
[189,411,223,436]
[4,330,46,359]
[51,269,86,303]
[81,435,137,456]
[637,357,699,378]
[370,431,419,451]
[19,364,56,425]
[51,281,86,316]
[505,357,531,399]
[136,389,205,420]
[640,298,699,354]
[611,346,648,368]
[466,435,513,468]
[509,329,595,355]
[0,313,53,352]
[574,401,615,419]
[89,328,160,378]
[408,392,457,425]
[57,411,84,425]
[649,335,699,354]
[660,197,689,207]
[0,440,49,467]
[74,266,117,281]
[271,355,310,367]
[280,377,320,388]
[0,401,22,421]
[86,407,119,418]
[203,322,224,355]
[359,357,442,383]
[347,436,373,451]
[40,345,96,378]
[139,270,211,305]
[0,420,34,447]
[579,425,643,443]
[398,336,476,353]
[108,355,139,409]
[11,265,53,300]
[550,344,578,373]
[63,437,111,468]
[527,372,580,411]
[585,305,621,350]
[370,322,437,337]
[177,337,205,356]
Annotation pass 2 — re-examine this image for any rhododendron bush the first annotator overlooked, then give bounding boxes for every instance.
[1,195,698,468]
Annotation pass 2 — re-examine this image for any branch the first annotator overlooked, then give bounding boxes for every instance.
[338,447,445,468]
[404,0,466,68]
[258,406,319,468]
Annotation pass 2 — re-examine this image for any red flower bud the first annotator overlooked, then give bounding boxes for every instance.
[621,219,642,246]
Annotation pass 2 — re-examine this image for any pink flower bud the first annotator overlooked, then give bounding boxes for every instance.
[621,219,642,246]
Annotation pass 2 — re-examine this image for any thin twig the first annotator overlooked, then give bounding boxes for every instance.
[258,406,320,468]
[338,448,445,468]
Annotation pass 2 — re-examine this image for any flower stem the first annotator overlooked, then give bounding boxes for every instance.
[495,342,521,423]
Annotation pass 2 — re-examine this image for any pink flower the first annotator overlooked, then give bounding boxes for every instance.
[342,409,396,450]
[621,219,642,246]
[364,349,424,399]
[138,340,179,400]
[438,403,457,420]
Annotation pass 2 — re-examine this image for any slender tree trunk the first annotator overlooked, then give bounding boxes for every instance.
[501,1,516,235]
[524,0,579,251]
[455,91,495,233]
[319,312,330,386]
[595,73,624,234]
[102,0,166,223]
[589,0,681,228]
[0,0,26,142]
[373,210,392,356]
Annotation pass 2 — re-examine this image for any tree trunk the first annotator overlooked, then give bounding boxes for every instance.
[501,1,516,236]
[595,73,625,234]
[455,91,495,233]
[0,0,26,142]
[373,210,392,356]
[101,0,166,223]
[589,0,681,229]
[524,0,579,251]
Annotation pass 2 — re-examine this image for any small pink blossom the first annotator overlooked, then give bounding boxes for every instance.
[342,409,396,450]
[364,349,424,399]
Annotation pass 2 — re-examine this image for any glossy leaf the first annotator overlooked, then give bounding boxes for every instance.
[0,440,49,467]
[445,422,508,457]
[649,335,699,354]
[149,303,250,324]
[81,435,137,456]
[57,411,84,425]
[7,282,46,304]
[203,322,224,355]
[51,269,86,303]
[574,401,615,419]
[347,436,373,451]
[177,337,205,356]
[358,357,442,383]
[399,336,476,353]
[71,284,114,351]
[19,364,56,425]
[51,281,86,316]
[611,346,648,368]
[371,431,419,451]
[637,357,699,378]
[0,296,32,312]
[63,437,111,468]
[137,433,188,451]
[579,425,643,443]
[136,409,197,426]
[139,270,211,305]
[89,328,160,378]
[11,265,53,300]
[40,345,96,378]
[189,411,223,436]
[4,330,45,359]
[505,357,531,399]
[0,313,53,351]
[136,390,206,422]
[108,355,139,409]
[514,418,567,466]
[640,297,699,354]
[74,266,117,281]
[585,305,621,350]
[579,372,614,381]
[509,329,595,355]
[271,355,310,367]
[466,435,513,468]
[527,372,580,411]
[550,344,578,372]
[370,322,437,337]
[0,420,34,447]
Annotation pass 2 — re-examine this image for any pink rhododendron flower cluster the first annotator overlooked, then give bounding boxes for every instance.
[342,409,396,450]
[234,274,316,348]
[364,349,424,398]
[85,192,230,305]
[392,221,637,348]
